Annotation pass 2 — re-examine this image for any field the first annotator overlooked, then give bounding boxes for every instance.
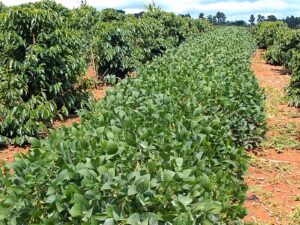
[0,1,299,225]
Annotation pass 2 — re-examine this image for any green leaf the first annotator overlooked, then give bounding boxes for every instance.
[103,218,114,225]
[128,185,138,196]
[175,158,183,168]
[127,213,140,225]
[106,140,118,154]
[163,169,175,182]
[69,203,82,217]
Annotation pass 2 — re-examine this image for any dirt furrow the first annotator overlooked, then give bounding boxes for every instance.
[244,49,300,225]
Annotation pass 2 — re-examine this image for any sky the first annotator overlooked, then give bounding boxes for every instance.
[2,0,300,21]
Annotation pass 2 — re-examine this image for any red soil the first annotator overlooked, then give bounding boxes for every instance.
[0,145,29,163]
[243,49,300,224]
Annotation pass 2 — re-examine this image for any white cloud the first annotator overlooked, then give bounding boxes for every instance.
[123,8,145,14]
[2,0,38,5]
[2,0,299,21]
[2,0,79,7]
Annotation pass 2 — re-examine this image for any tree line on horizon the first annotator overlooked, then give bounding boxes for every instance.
[1,1,299,28]
[197,12,300,28]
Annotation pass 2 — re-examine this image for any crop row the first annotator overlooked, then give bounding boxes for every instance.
[0,27,265,224]
[0,1,211,145]
[255,21,300,106]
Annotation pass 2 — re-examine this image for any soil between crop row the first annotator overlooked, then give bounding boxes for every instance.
[243,49,300,225]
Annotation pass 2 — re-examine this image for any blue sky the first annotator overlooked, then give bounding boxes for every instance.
[3,0,300,21]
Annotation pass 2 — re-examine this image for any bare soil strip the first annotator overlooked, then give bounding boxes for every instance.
[244,49,300,224]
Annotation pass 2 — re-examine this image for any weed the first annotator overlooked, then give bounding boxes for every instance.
[289,206,300,224]
[264,86,288,116]
[261,123,300,152]
[250,157,291,173]
[288,112,300,118]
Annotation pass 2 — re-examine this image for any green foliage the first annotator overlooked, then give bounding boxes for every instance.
[103,74,119,85]
[68,5,99,31]
[93,20,137,77]
[142,6,205,46]
[20,0,70,18]
[284,16,300,29]
[255,22,300,107]
[99,8,126,22]
[0,1,6,13]
[0,2,89,145]
[287,49,300,106]
[192,18,212,32]
[93,6,212,78]
[0,27,265,224]
[67,5,100,65]
[265,29,300,65]
[255,21,288,48]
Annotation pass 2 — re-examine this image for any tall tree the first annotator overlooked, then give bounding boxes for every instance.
[216,11,226,24]
[180,13,191,18]
[207,15,213,23]
[267,15,277,21]
[257,14,265,23]
[249,14,255,26]
[199,12,205,19]
[213,15,217,25]
[285,16,300,28]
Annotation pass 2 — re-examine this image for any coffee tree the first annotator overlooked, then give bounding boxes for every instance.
[21,0,70,18]
[255,21,288,48]
[0,2,6,13]
[99,8,126,22]
[256,22,300,107]
[93,6,211,79]
[0,2,89,145]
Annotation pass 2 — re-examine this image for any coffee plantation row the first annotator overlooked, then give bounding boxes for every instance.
[255,21,300,106]
[0,27,266,224]
[0,0,211,145]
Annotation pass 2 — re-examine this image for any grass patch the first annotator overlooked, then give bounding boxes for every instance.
[261,123,300,152]
[250,157,291,173]
[290,206,300,224]
[264,86,288,116]
[243,220,271,225]
[288,112,300,118]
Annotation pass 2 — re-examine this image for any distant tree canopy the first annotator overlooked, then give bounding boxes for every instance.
[180,13,191,18]
[254,13,300,29]
[249,14,255,26]
[207,15,213,23]
[1,1,299,29]
[199,12,205,19]
[267,15,277,22]
[256,14,278,23]
[229,20,247,26]
[206,12,249,27]
[133,11,145,18]
[216,11,226,24]
[257,14,265,23]
[284,16,300,28]
[206,11,226,25]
